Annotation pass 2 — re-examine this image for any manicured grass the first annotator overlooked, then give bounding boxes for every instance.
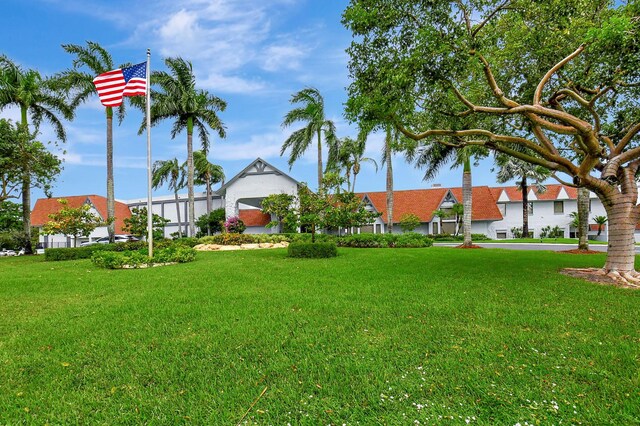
[1,248,638,424]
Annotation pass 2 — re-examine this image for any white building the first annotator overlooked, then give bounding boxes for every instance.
[33,158,631,244]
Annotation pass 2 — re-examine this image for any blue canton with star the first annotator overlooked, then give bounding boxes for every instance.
[123,62,146,82]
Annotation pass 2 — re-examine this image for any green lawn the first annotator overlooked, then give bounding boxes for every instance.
[1,248,638,424]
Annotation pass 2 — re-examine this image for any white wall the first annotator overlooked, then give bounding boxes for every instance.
[224,173,298,218]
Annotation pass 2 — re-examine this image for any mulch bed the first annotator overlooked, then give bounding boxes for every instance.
[558,249,601,255]
[455,244,484,249]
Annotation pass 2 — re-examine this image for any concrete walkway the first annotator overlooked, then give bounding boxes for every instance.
[433,242,636,253]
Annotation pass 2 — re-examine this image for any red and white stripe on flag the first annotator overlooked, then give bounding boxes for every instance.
[93,62,146,107]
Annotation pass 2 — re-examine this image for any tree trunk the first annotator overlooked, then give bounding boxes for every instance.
[106,107,115,242]
[577,187,590,251]
[601,192,638,274]
[206,172,212,214]
[187,118,195,237]
[174,189,182,238]
[21,176,32,254]
[521,177,529,238]
[19,107,32,255]
[317,130,323,191]
[385,127,394,234]
[462,157,472,247]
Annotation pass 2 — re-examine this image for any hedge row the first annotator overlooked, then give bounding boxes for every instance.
[44,241,148,261]
[336,233,433,248]
[287,242,337,258]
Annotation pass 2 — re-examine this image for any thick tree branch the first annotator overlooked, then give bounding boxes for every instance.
[550,173,579,188]
[534,45,585,105]
[614,122,640,154]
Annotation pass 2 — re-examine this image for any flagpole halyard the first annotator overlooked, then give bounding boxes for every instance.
[146,48,153,258]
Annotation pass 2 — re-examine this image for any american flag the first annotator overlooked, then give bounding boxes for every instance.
[93,62,147,107]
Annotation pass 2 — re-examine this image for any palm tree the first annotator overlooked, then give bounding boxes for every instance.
[59,41,126,243]
[0,56,72,254]
[382,125,396,234]
[145,57,227,237]
[593,215,608,237]
[577,187,590,250]
[152,158,186,238]
[495,153,549,239]
[327,136,377,192]
[192,150,224,235]
[281,87,336,190]
[407,143,482,246]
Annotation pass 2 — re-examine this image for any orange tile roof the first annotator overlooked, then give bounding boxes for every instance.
[31,195,132,234]
[495,184,577,201]
[239,209,271,227]
[358,186,503,223]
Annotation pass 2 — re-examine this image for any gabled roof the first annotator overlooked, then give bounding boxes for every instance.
[495,184,578,202]
[217,158,299,195]
[238,209,271,227]
[31,195,132,234]
[357,186,503,223]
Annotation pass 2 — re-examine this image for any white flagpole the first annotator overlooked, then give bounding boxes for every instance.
[146,49,153,258]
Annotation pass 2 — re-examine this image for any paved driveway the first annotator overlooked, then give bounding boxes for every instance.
[433,242,640,253]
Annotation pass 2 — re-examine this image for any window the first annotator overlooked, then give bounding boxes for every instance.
[496,231,507,239]
[432,222,439,234]
[554,201,564,214]
[528,202,534,215]
[497,203,506,216]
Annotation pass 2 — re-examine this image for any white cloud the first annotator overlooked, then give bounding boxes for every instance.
[62,152,147,169]
[213,131,286,160]
[261,43,308,72]
[199,73,266,94]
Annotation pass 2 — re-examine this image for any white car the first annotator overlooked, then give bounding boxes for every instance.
[80,235,140,246]
[0,249,17,256]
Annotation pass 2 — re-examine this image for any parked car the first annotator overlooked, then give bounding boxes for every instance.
[80,235,140,246]
[0,249,17,256]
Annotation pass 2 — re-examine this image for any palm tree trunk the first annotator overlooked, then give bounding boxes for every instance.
[521,177,529,238]
[317,130,323,190]
[21,175,32,254]
[106,107,115,242]
[385,127,394,234]
[19,107,33,255]
[174,189,183,238]
[206,171,212,214]
[577,187,590,250]
[187,118,195,237]
[462,157,473,247]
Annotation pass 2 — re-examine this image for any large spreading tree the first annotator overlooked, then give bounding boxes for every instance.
[343,0,640,284]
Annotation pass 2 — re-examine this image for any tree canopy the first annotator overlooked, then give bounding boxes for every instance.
[343,0,640,282]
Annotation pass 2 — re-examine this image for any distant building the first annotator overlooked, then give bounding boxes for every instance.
[31,195,131,248]
[33,158,630,246]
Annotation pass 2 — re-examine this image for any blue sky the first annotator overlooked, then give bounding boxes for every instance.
[1,0,502,204]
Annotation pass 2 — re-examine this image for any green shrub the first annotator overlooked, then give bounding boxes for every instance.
[44,241,146,261]
[287,242,337,258]
[338,233,392,248]
[399,213,421,233]
[471,233,490,240]
[395,233,433,248]
[45,244,110,261]
[91,251,149,269]
[336,233,433,248]
[153,246,197,263]
[92,245,197,269]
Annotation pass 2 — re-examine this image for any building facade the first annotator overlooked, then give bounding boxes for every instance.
[33,158,628,245]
